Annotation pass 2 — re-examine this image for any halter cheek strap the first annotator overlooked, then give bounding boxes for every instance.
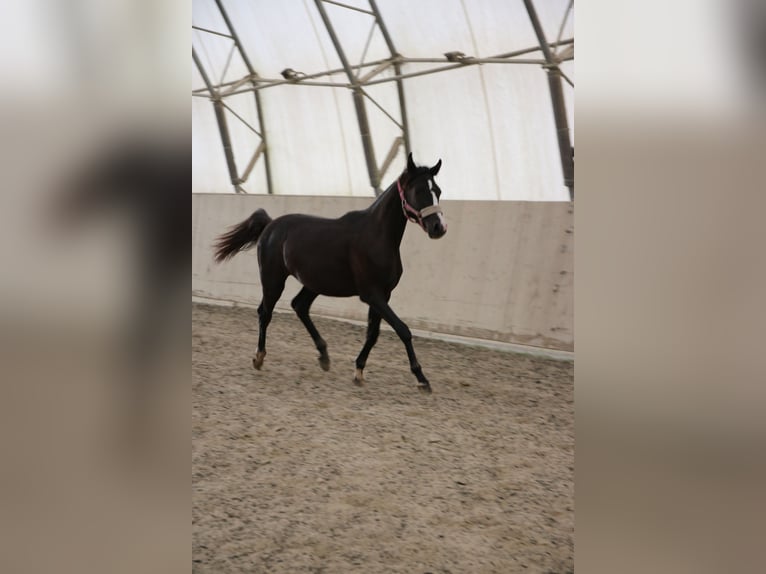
[397,178,443,232]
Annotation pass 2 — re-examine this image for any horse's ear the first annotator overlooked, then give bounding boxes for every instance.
[407,152,416,173]
[430,159,442,177]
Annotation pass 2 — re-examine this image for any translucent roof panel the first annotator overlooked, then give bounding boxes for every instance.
[192,0,574,200]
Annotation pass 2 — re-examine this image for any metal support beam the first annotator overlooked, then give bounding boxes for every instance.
[379,137,403,181]
[369,0,411,155]
[193,48,242,193]
[193,56,391,95]
[351,87,380,193]
[554,0,574,55]
[240,141,266,183]
[315,0,381,193]
[398,57,545,65]
[214,0,274,194]
[191,39,574,97]
[212,100,242,192]
[358,60,393,83]
[523,0,556,62]
[547,68,574,196]
[522,0,574,200]
[360,88,403,130]
[192,25,232,39]
[220,101,262,136]
[321,0,374,15]
[496,38,572,60]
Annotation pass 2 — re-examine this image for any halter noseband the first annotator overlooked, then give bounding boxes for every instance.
[397,178,443,231]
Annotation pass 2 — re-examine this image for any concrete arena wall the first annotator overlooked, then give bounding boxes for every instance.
[193,194,573,351]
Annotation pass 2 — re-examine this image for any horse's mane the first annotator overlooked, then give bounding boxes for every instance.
[366,165,430,211]
[366,179,398,210]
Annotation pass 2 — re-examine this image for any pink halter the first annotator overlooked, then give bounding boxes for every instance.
[397,178,443,232]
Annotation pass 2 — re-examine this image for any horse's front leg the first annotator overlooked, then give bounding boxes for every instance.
[354,307,381,386]
[363,296,431,393]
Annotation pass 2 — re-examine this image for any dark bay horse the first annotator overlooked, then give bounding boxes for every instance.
[213,153,446,393]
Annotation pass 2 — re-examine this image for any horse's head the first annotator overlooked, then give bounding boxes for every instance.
[399,153,447,239]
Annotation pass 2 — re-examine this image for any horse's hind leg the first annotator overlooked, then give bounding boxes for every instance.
[253,274,286,370]
[353,307,381,385]
[291,287,330,371]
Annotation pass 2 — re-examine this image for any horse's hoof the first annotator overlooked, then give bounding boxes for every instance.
[253,351,266,370]
[353,368,365,386]
[417,383,432,394]
[319,355,331,371]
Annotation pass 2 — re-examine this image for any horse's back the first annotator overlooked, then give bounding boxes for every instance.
[266,212,358,243]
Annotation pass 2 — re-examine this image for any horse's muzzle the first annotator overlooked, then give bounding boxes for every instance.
[427,220,447,239]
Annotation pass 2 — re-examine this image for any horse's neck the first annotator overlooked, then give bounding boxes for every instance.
[368,181,407,246]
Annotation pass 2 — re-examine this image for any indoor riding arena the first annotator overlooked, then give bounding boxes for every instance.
[193,1,574,572]
[193,302,572,573]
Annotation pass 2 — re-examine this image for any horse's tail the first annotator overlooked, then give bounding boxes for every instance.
[213,208,272,263]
